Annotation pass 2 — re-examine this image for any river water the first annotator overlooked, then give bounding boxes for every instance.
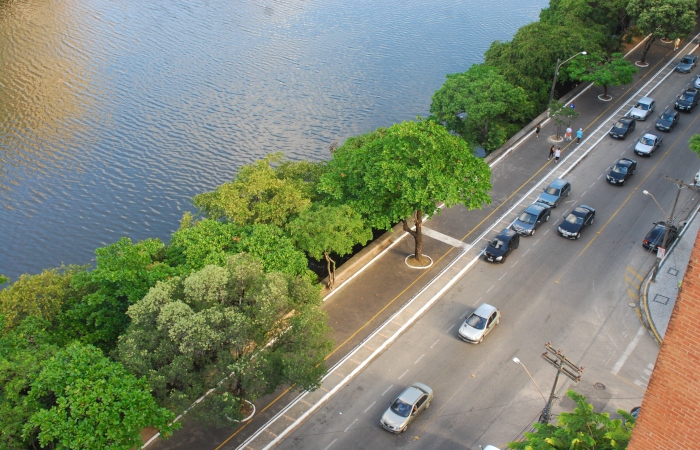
[0,0,548,280]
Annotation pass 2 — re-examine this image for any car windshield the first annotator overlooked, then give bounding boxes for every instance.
[544,186,560,196]
[613,121,627,129]
[640,137,654,145]
[391,399,412,417]
[612,165,627,174]
[518,212,537,224]
[466,314,487,330]
[565,214,583,225]
[682,57,694,64]
[635,102,649,110]
[489,239,504,249]
[660,114,673,121]
[680,94,693,101]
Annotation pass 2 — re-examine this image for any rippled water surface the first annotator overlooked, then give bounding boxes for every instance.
[0,0,548,280]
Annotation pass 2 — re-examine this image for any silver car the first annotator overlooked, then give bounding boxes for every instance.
[380,383,434,434]
[628,96,655,120]
[694,74,700,90]
[458,303,501,343]
[536,178,571,208]
[634,133,662,156]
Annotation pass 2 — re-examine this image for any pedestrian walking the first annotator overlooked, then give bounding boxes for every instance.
[569,102,576,111]
[576,128,583,144]
[674,37,681,51]
[535,123,541,138]
[548,145,555,160]
[565,126,572,141]
[554,147,561,163]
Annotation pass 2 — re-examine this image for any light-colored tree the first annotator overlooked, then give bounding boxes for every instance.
[548,101,579,139]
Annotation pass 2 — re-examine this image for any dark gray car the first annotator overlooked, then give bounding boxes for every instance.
[675,54,698,73]
[511,202,551,236]
[536,179,571,208]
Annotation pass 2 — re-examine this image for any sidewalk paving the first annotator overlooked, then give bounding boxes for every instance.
[642,206,700,342]
[145,32,700,450]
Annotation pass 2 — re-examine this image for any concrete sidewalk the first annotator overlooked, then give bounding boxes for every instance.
[642,205,700,343]
[145,31,700,450]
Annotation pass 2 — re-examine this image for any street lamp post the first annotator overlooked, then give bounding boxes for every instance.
[548,52,587,107]
[512,357,547,403]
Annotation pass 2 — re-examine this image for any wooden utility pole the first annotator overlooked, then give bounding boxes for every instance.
[539,342,584,424]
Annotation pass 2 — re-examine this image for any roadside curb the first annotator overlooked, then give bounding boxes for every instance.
[640,271,663,345]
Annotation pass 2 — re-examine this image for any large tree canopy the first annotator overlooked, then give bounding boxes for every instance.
[116,253,332,424]
[509,390,635,449]
[627,0,697,64]
[540,0,630,50]
[192,153,325,226]
[23,342,178,450]
[568,52,637,98]
[318,119,491,263]
[430,64,534,152]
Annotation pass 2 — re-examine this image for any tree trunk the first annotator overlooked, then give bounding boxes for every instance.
[603,84,608,98]
[402,209,425,263]
[556,123,562,139]
[324,251,336,289]
[640,36,655,64]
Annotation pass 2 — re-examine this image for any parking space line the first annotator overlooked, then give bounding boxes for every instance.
[611,326,646,375]
[398,369,409,380]
[414,354,425,364]
[486,285,494,293]
[364,401,376,413]
[498,272,507,280]
[323,439,337,450]
[511,260,519,268]
[430,338,440,348]
[445,323,455,333]
[344,419,357,432]
[381,385,393,396]
[523,248,530,256]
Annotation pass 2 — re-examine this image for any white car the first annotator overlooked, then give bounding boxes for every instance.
[458,303,501,343]
[634,133,662,156]
[380,383,434,434]
[629,96,655,120]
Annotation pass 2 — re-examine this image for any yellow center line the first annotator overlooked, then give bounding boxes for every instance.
[213,50,676,449]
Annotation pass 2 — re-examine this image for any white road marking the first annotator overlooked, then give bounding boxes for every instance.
[414,354,425,365]
[398,369,409,380]
[460,309,470,319]
[486,285,494,293]
[597,174,603,179]
[430,338,440,348]
[523,248,530,256]
[580,190,587,197]
[421,227,467,248]
[611,326,646,375]
[498,272,507,280]
[589,182,595,189]
[364,401,376,413]
[344,419,357,432]
[445,323,456,333]
[381,385,393,396]
[323,439,337,450]
[511,260,519,268]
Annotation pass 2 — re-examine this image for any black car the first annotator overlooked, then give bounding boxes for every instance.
[606,158,637,186]
[655,110,679,131]
[675,54,698,73]
[557,205,595,239]
[674,88,699,112]
[484,229,520,263]
[643,221,679,252]
[609,117,636,139]
[511,202,551,236]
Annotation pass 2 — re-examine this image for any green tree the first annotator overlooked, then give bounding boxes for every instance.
[430,64,534,152]
[627,0,697,64]
[0,316,59,449]
[485,22,604,110]
[548,101,580,139]
[192,153,325,226]
[319,119,491,265]
[117,254,332,425]
[287,204,372,288]
[689,134,700,158]
[568,52,637,99]
[23,342,178,450]
[61,237,177,352]
[509,390,635,449]
[0,265,86,333]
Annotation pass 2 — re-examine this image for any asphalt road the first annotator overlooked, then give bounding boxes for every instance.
[271,61,700,449]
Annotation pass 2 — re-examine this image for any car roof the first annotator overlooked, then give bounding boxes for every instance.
[549,178,569,188]
[496,228,517,240]
[525,203,547,213]
[641,133,657,139]
[617,158,635,166]
[618,117,634,124]
[660,110,676,116]
[473,303,497,318]
[398,385,424,404]
[638,96,653,103]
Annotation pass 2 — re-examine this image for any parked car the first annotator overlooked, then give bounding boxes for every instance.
[557,205,596,239]
[643,222,679,252]
[511,202,551,236]
[694,74,700,89]
[674,88,699,112]
[606,158,637,185]
[675,54,698,73]
[634,133,663,156]
[695,169,700,185]
[380,383,434,434]
[609,117,636,139]
[628,97,655,120]
[484,229,520,263]
[536,179,572,208]
[458,303,501,344]
[655,110,679,131]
